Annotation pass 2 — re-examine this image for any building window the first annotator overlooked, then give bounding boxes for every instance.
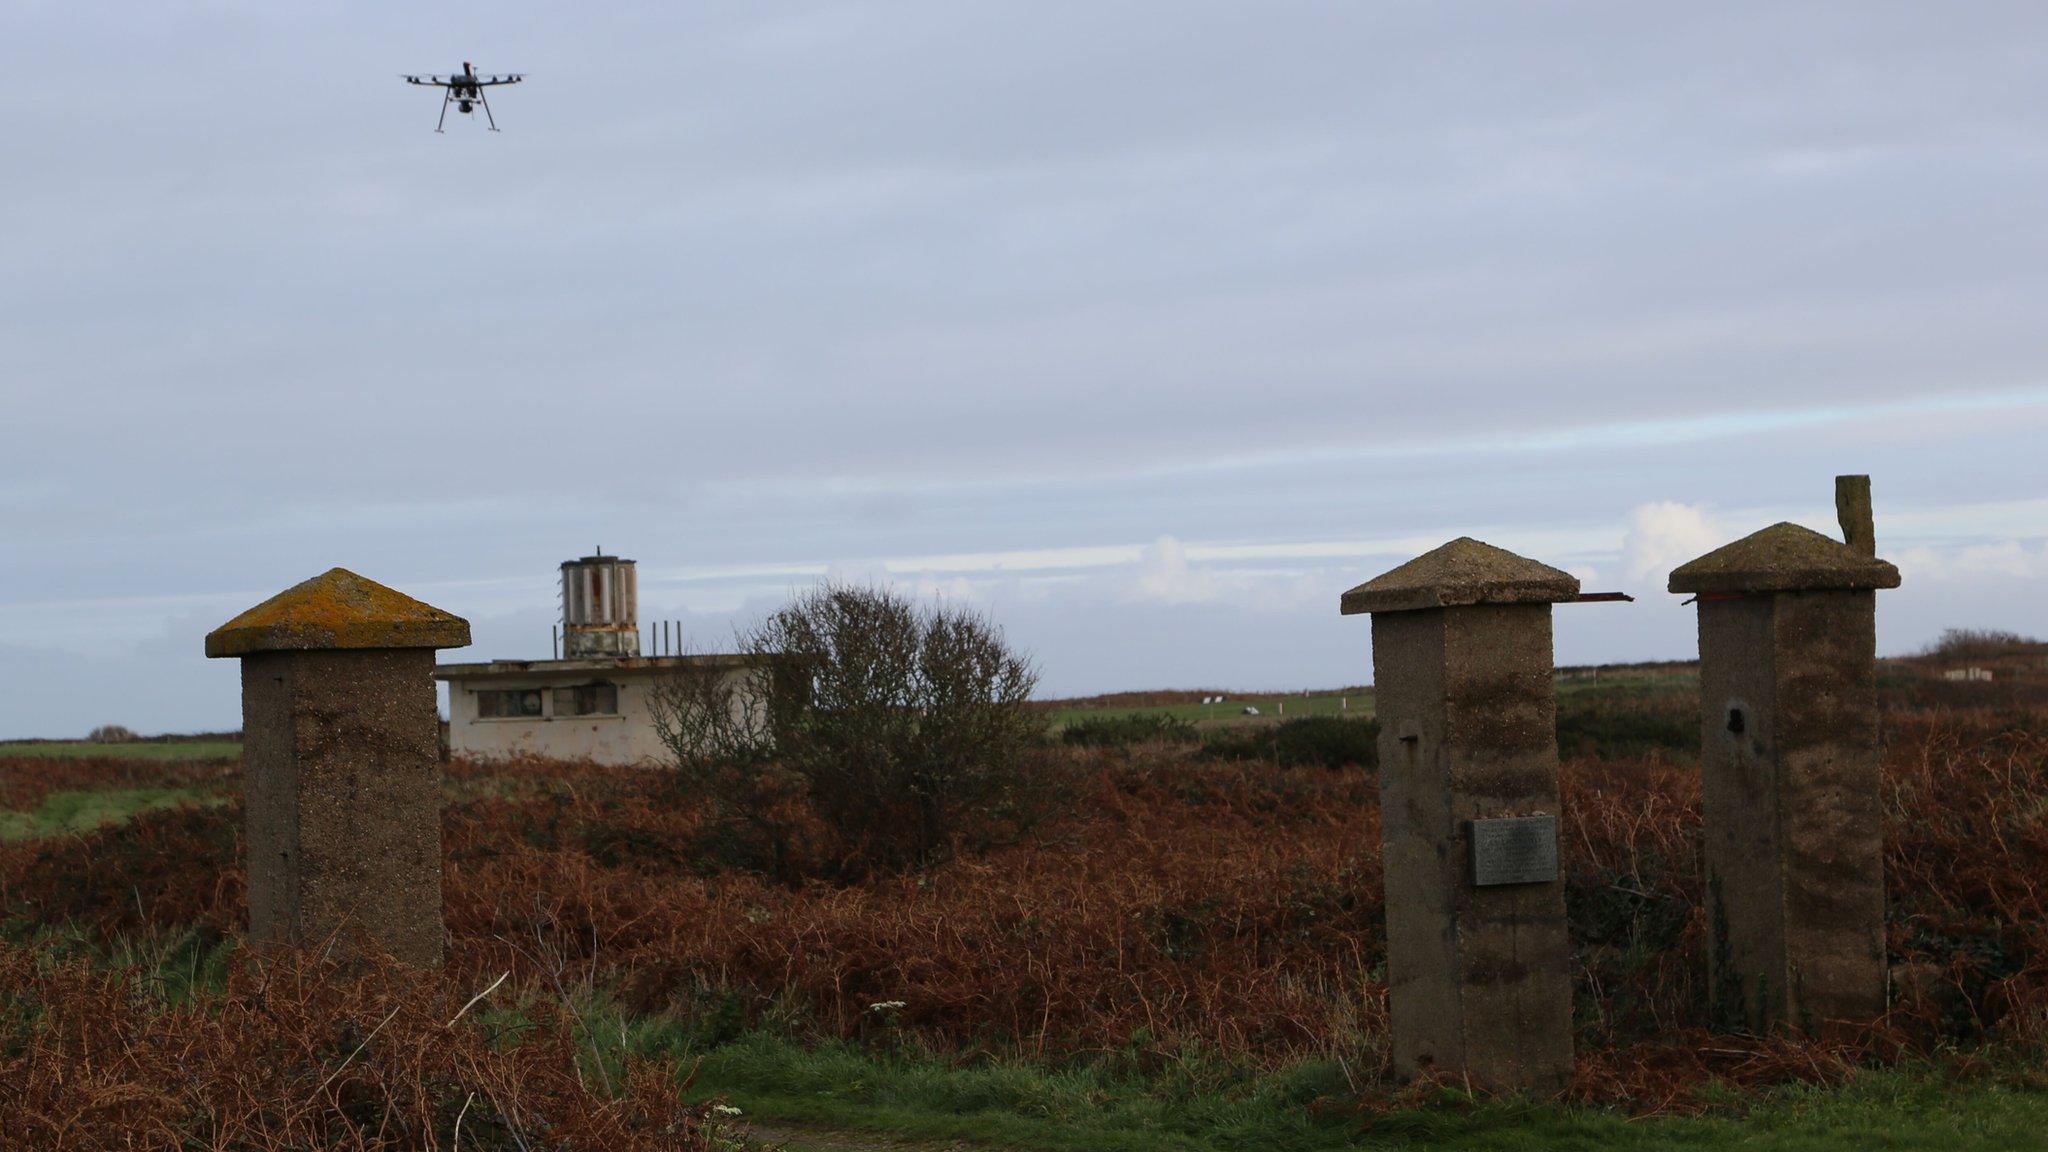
[477,688,544,719]
[553,682,619,717]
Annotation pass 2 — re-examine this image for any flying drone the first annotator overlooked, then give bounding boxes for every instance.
[402,62,524,132]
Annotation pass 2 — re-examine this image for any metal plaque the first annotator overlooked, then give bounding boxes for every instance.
[1469,815,1558,887]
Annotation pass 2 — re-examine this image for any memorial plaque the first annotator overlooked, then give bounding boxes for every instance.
[1469,815,1558,887]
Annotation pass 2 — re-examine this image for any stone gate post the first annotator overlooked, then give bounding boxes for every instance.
[205,568,470,968]
[1342,537,1578,1093]
[1670,478,1900,1032]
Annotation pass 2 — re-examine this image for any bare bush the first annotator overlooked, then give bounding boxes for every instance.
[650,583,1049,875]
[1922,627,2043,661]
[648,656,814,879]
[86,724,137,744]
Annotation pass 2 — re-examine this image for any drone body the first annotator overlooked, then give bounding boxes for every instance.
[403,62,524,132]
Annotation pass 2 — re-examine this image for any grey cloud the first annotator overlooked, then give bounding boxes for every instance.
[5,2,2047,734]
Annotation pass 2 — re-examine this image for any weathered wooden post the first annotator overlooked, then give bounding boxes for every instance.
[1670,477,1900,1032]
[1342,538,1579,1092]
[205,568,470,968]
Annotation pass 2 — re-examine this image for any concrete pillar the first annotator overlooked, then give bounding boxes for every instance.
[205,568,470,968]
[1341,537,1578,1093]
[1670,515,1900,1033]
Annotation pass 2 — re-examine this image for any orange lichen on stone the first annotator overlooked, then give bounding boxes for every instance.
[205,568,471,658]
[1341,537,1580,615]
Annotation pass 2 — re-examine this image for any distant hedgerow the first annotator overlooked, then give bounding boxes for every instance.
[1060,713,1200,748]
[1201,716,1380,769]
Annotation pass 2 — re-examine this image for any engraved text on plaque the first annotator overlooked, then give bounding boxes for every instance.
[1469,815,1558,886]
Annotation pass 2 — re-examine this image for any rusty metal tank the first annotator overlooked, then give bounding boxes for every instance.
[560,551,640,659]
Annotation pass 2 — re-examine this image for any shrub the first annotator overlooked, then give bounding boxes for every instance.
[86,724,137,744]
[1060,713,1200,748]
[1554,702,1696,760]
[651,583,1052,876]
[1923,627,2043,661]
[1201,716,1380,769]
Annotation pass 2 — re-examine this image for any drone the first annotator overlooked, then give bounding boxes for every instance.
[402,62,524,132]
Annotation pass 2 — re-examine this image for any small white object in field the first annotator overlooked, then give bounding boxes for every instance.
[1243,706,1260,716]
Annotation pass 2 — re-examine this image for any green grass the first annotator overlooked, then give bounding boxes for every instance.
[666,1032,2048,1152]
[0,787,225,841]
[1556,666,1697,699]
[15,925,2047,1152]
[1045,693,1372,732]
[1040,667,1700,733]
[0,739,241,761]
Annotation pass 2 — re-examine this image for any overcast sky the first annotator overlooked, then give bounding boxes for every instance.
[5,2,2047,737]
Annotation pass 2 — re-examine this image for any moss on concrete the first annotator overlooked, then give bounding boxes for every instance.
[1669,523,1901,595]
[204,568,470,657]
[1341,537,1579,616]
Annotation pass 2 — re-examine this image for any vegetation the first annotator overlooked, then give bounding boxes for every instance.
[1922,628,2046,661]
[650,583,1050,877]
[683,1035,2048,1151]
[5,657,2048,1147]
[0,738,243,761]
[1060,713,1201,748]
[1554,699,1695,760]
[1043,692,1369,730]
[1201,715,1381,769]
[1055,678,1696,766]
[0,753,234,816]
[0,933,720,1149]
[0,785,226,841]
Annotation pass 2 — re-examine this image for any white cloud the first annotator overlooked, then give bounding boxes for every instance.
[1130,536,1219,605]
[1621,502,1724,583]
[1894,540,2048,582]
[905,573,981,603]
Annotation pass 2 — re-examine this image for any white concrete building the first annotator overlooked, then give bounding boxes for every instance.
[437,653,764,765]
[436,552,769,765]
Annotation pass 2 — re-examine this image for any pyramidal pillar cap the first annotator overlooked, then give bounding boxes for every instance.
[205,568,472,658]
[1341,537,1580,615]
[1668,523,1901,595]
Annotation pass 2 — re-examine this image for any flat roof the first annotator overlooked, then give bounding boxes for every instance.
[434,654,766,682]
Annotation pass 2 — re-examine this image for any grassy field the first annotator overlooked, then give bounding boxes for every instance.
[1044,691,1373,729]
[1038,663,1700,732]
[683,1035,2048,1152]
[0,738,241,761]
[0,785,228,841]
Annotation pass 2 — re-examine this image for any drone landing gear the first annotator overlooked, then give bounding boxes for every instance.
[433,90,497,132]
